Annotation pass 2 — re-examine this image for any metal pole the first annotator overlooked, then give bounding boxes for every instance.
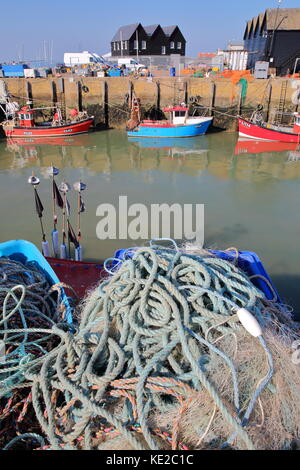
[269,4,280,60]
[136,30,139,61]
[120,30,123,57]
[293,58,300,76]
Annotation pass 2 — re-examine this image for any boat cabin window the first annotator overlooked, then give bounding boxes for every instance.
[18,113,32,120]
[175,111,186,117]
[295,115,300,126]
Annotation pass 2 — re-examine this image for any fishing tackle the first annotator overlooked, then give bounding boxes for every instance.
[46,165,63,258]
[28,174,50,257]
[73,181,86,261]
[58,181,71,259]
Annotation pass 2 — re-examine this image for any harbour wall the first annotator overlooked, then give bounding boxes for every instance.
[0,77,298,130]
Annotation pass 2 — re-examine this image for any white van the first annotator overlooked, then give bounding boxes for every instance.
[64,51,105,67]
[117,58,147,72]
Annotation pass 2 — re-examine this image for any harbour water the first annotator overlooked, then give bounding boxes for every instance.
[0,129,299,311]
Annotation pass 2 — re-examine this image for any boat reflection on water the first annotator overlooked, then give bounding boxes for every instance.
[4,134,97,170]
[7,134,92,149]
[129,136,209,159]
[234,139,300,156]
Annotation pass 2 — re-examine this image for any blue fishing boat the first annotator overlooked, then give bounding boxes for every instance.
[127,106,213,138]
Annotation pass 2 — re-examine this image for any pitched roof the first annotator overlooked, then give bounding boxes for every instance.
[162,25,177,36]
[245,8,300,35]
[243,20,252,39]
[144,24,160,36]
[265,8,300,30]
[111,24,139,42]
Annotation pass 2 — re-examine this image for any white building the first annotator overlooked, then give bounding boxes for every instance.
[218,42,249,71]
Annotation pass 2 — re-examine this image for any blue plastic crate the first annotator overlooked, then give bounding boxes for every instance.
[2,64,28,78]
[113,247,281,303]
[0,240,73,323]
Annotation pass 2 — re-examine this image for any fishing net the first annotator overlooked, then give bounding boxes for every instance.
[1,245,300,450]
[0,257,74,449]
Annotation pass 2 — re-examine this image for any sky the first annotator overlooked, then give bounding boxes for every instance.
[0,0,299,63]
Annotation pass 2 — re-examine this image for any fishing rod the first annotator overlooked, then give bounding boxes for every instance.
[73,181,86,261]
[47,165,63,258]
[28,173,50,257]
[58,181,70,259]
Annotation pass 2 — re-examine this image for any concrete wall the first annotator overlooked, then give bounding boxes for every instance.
[0,76,298,130]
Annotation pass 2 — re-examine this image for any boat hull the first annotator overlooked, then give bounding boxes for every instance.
[3,118,94,138]
[47,257,106,299]
[238,118,300,143]
[127,118,212,138]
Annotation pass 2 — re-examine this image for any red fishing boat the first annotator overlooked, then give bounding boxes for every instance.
[47,257,106,298]
[1,106,94,138]
[238,112,300,143]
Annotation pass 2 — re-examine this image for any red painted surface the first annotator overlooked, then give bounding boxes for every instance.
[7,134,91,147]
[17,108,35,127]
[235,139,300,155]
[47,257,107,299]
[239,118,300,143]
[4,118,94,138]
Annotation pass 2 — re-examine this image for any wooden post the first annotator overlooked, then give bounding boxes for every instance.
[209,82,216,117]
[57,77,66,120]
[25,81,33,108]
[265,83,272,123]
[103,81,109,128]
[156,81,161,118]
[51,80,57,107]
[128,80,133,107]
[57,77,64,94]
[237,83,243,116]
[184,81,188,105]
[77,81,83,112]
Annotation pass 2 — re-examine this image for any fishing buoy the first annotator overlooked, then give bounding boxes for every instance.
[59,181,71,194]
[73,181,86,193]
[75,245,83,262]
[51,230,59,257]
[237,308,262,338]
[42,240,50,257]
[28,175,40,186]
[60,243,67,260]
[46,166,59,177]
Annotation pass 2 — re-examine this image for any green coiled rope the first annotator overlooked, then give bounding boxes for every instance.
[1,246,280,450]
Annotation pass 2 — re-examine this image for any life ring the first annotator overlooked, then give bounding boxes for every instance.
[82,85,89,94]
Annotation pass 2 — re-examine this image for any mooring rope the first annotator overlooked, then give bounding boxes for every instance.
[0,244,282,450]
